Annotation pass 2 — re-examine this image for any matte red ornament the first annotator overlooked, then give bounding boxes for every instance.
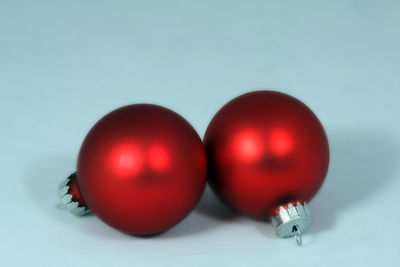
[60,104,207,235]
[204,91,329,244]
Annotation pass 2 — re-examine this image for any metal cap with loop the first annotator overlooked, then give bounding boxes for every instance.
[58,172,91,216]
[271,201,312,246]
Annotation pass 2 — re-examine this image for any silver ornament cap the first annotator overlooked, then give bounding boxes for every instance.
[271,201,312,245]
[58,173,90,216]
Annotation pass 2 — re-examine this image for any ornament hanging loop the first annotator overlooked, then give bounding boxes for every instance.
[293,225,302,246]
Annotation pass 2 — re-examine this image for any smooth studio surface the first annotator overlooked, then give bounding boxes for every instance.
[1,1,400,266]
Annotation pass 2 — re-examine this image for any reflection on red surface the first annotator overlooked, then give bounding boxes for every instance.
[234,129,263,163]
[110,143,143,177]
[149,144,170,171]
[269,129,294,157]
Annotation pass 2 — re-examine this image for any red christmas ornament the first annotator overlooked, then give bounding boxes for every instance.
[204,91,329,244]
[59,104,207,235]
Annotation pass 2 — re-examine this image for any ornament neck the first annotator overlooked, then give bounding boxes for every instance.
[58,172,91,216]
[270,201,312,246]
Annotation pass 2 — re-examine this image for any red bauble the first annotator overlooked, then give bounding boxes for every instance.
[204,91,329,220]
[77,104,207,235]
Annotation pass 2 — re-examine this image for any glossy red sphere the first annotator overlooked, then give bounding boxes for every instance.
[77,104,207,235]
[204,91,329,218]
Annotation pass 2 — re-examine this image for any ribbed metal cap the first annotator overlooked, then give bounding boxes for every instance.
[271,201,312,244]
[58,172,90,216]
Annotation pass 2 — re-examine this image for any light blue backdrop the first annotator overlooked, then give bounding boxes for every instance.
[1,0,399,266]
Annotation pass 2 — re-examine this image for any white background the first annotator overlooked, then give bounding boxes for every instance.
[1,0,399,266]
